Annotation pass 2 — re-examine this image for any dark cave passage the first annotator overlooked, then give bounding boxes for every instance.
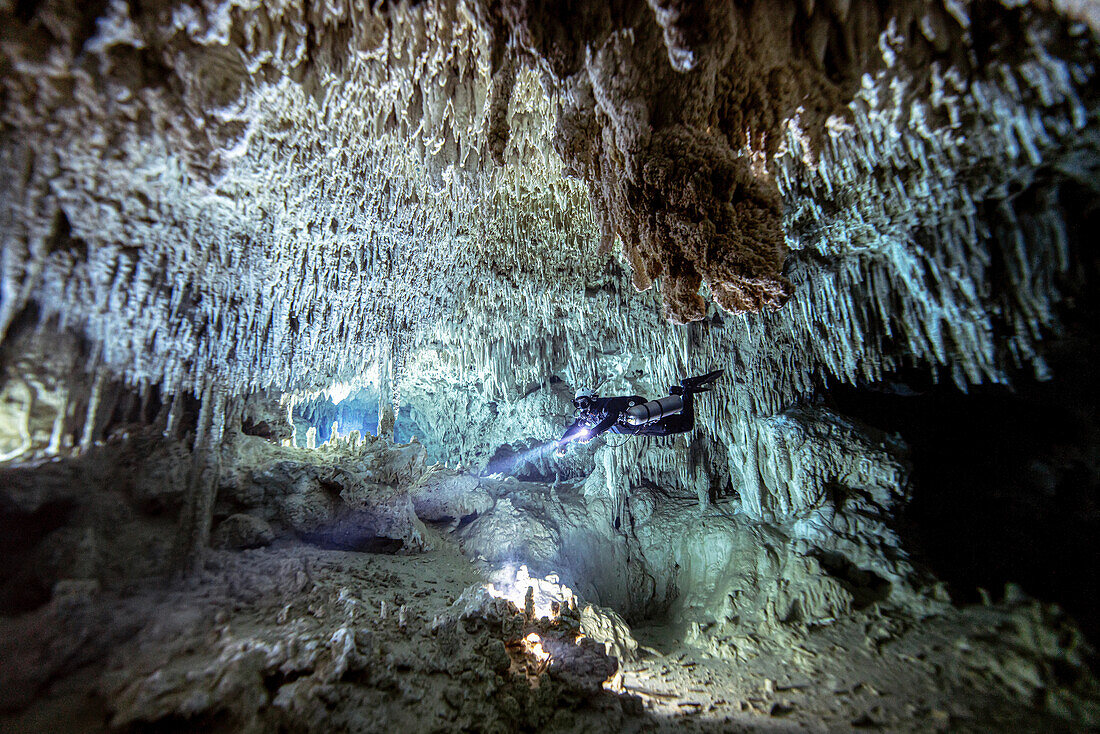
[0,499,74,614]
[826,181,1100,640]
[826,362,1100,640]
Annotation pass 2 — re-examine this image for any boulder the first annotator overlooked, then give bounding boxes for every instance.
[212,514,275,550]
[409,469,493,522]
[277,478,339,536]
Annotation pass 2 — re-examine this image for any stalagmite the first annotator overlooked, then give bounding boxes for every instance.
[78,372,107,454]
[173,383,219,573]
[46,385,68,455]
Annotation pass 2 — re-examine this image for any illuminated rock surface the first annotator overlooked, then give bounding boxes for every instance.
[1,0,1099,731]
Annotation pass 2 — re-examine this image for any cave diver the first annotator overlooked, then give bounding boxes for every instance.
[554,370,724,456]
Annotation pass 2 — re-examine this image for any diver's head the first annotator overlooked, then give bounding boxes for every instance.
[573,387,597,412]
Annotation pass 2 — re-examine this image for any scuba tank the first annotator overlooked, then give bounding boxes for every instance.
[623,395,684,426]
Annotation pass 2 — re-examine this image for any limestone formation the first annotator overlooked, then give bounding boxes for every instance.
[211,513,275,550]
[1,1,1099,732]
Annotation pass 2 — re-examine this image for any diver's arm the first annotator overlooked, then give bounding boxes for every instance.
[588,412,618,439]
[561,409,619,445]
[555,415,609,456]
[557,419,589,446]
[556,399,623,455]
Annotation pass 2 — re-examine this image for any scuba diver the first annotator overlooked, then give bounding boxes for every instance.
[555,370,724,456]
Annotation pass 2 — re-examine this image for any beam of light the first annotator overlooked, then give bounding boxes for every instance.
[523,632,551,664]
[484,563,577,618]
[482,440,558,476]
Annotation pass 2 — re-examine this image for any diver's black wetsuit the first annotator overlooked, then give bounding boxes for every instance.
[558,391,697,445]
[556,371,723,452]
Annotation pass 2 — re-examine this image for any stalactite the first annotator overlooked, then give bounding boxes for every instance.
[0,0,599,403]
[0,1,1095,526]
[164,391,184,439]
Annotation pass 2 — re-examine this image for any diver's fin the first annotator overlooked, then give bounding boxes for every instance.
[682,369,725,390]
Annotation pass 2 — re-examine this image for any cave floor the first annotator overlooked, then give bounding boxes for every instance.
[0,537,1087,733]
[625,615,1076,732]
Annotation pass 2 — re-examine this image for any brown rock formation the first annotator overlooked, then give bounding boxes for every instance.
[483,0,974,322]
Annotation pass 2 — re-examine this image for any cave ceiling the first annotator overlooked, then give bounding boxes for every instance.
[0,0,1097,407]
